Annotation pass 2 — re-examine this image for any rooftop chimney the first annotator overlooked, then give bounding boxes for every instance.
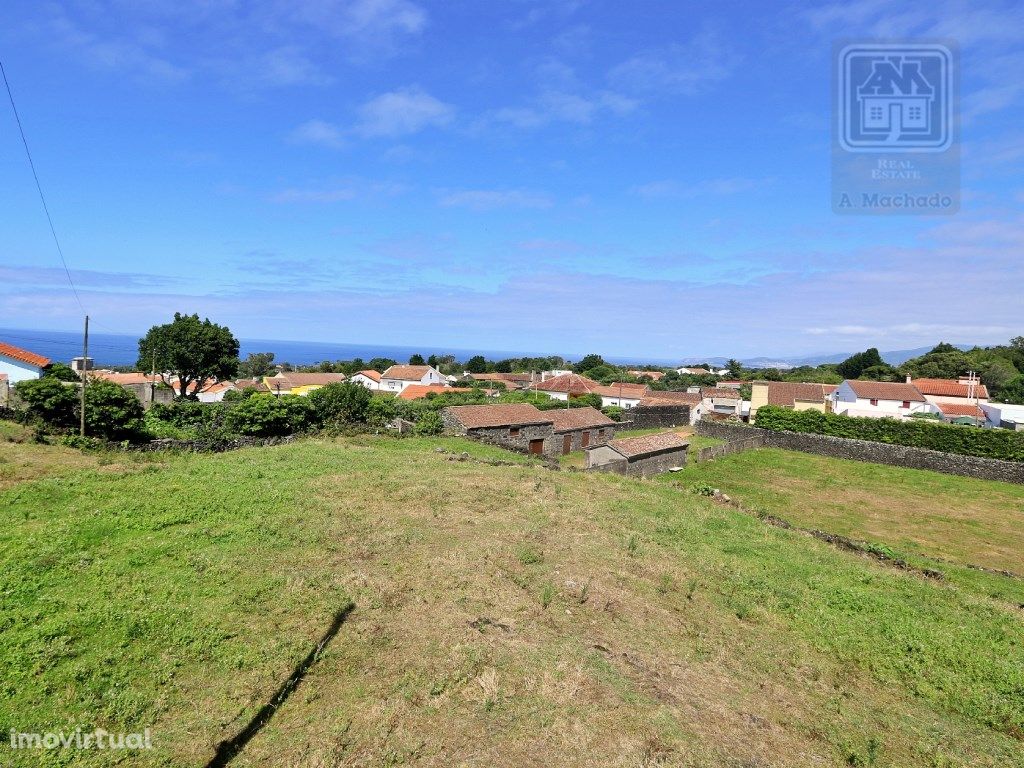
[906,374,912,384]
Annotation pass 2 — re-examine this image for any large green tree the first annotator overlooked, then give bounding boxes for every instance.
[238,352,275,379]
[836,348,884,379]
[137,313,239,399]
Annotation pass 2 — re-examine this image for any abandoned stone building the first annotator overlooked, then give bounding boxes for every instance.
[549,407,617,454]
[441,403,617,457]
[585,431,690,477]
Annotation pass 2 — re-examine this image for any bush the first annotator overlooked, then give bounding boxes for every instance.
[754,405,1024,462]
[366,395,397,429]
[223,394,310,437]
[413,410,443,436]
[13,377,78,428]
[306,382,372,424]
[602,406,625,422]
[82,379,145,440]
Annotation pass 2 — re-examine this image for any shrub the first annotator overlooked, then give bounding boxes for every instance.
[223,394,309,437]
[602,406,624,422]
[307,382,372,424]
[366,395,397,428]
[81,378,145,440]
[13,377,78,428]
[754,405,1024,462]
[414,410,443,436]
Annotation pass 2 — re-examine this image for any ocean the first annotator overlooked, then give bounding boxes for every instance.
[0,327,663,368]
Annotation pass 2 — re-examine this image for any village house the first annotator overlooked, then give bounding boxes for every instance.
[628,370,665,382]
[379,364,446,393]
[980,402,1024,431]
[674,366,711,376]
[263,372,347,396]
[832,380,935,419]
[349,369,382,390]
[549,406,617,454]
[700,387,744,418]
[748,381,838,419]
[594,382,649,409]
[532,372,599,401]
[639,391,704,425]
[233,378,271,394]
[469,372,533,390]
[441,403,555,455]
[585,431,690,477]
[0,341,49,384]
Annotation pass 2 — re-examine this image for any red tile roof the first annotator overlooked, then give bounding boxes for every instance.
[603,431,689,459]
[269,372,347,390]
[936,402,986,419]
[701,387,741,399]
[549,407,616,432]
[0,341,50,368]
[94,371,160,386]
[593,383,649,399]
[382,365,435,381]
[628,370,665,381]
[764,382,837,407]
[640,392,702,407]
[444,403,552,429]
[234,379,270,392]
[354,369,382,382]
[912,378,989,399]
[846,380,925,402]
[398,385,469,400]
[534,373,599,395]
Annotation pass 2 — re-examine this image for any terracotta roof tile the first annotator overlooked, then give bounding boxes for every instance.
[701,387,741,399]
[846,380,925,402]
[593,383,649,399]
[382,365,435,381]
[355,369,382,382]
[0,341,50,368]
[549,407,616,432]
[912,378,989,399]
[534,373,599,395]
[936,402,986,418]
[763,382,836,407]
[603,431,689,459]
[444,403,552,429]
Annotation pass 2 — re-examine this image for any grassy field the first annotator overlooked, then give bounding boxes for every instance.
[667,448,1024,605]
[1,432,1022,766]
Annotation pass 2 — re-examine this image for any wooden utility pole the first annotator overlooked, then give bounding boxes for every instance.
[80,314,89,436]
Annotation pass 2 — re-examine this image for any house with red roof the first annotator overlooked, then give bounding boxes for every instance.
[532,372,600,402]
[349,369,382,390]
[832,380,938,419]
[379,364,446,393]
[0,341,51,384]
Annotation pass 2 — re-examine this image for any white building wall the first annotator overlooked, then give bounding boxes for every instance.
[0,356,43,384]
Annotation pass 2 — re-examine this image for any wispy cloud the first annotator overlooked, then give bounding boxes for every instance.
[608,28,740,96]
[437,188,554,210]
[355,87,455,138]
[288,119,347,149]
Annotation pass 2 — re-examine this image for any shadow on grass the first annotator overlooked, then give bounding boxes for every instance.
[205,604,355,767]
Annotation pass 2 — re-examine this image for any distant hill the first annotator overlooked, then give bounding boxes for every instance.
[677,344,975,370]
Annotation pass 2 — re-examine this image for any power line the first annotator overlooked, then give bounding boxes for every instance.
[1,58,86,315]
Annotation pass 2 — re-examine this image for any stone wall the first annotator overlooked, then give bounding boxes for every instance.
[623,403,691,429]
[555,424,616,454]
[589,446,688,478]
[695,436,765,463]
[465,423,555,456]
[695,421,1024,484]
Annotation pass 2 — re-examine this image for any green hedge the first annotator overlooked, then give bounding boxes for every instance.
[753,406,1024,462]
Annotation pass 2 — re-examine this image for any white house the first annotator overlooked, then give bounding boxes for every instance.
[349,370,382,390]
[594,383,648,409]
[379,364,446,393]
[980,402,1024,430]
[910,376,989,407]
[832,380,936,419]
[700,387,744,416]
[0,341,50,384]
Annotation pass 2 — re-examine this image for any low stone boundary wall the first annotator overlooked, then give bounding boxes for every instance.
[123,435,300,453]
[695,421,1024,484]
[695,436,764,463]
[623,404,691,429]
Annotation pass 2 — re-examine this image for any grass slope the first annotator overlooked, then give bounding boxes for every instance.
[1,435,1022,767]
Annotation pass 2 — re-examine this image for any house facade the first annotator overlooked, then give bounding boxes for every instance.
[594,383,648,409]
[0,341,50,384]
[700,387,743,417]
[349,370,382,390]
[832,380,935,419]
[549,407,617,454]
[533,372,599,402]
[749,381,838,419]
[264,372,347,396]
[380,364,446,393]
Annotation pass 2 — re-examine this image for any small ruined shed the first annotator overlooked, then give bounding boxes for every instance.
[585,431,690,478]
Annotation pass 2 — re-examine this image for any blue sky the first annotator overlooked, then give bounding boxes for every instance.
[1,0,1022,360]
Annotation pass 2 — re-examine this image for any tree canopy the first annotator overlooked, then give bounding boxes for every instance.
[836,348,884,379]
[137,313,239,399]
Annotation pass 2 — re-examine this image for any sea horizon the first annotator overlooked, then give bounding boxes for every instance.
[0,327,676,369]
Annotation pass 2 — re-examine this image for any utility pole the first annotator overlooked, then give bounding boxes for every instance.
[80,315,89,436]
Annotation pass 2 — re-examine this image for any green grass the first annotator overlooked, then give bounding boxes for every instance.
[665,447,1024,605]
[1,433,1022,766]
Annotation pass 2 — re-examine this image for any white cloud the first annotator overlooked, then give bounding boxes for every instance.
[355,87,455,138]
[289,119,346,149]
[437,189,553,210]
[608,29,740,95]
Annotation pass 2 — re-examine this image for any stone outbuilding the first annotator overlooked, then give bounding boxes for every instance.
[585,431,690,478]
[549,407,617,454]
[442,403,555,455]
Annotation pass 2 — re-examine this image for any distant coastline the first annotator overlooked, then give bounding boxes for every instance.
[0,327,664,368]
